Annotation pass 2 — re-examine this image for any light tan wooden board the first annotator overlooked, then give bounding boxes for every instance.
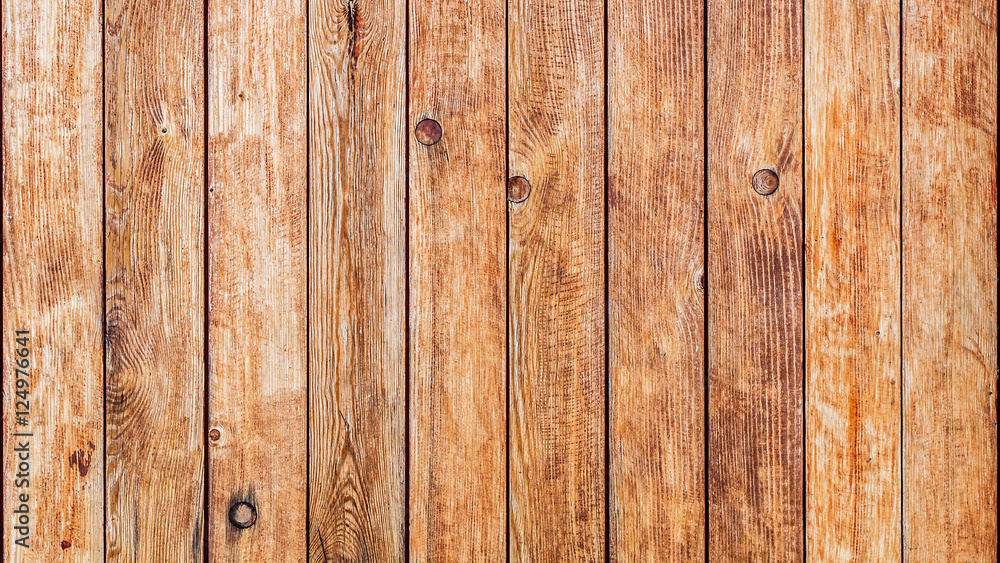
[804,0,902,559]
[707,0,804,559]
[902,0,998,559]
[507,0,605,558]
[308,0,407,557]
[104,0,206,559]
[207,0,307,558]
[607,0,705,559]
[407,0,507,558]
[2,0,104,559]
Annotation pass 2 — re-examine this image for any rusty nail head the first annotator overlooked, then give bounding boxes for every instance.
[229,502,257,529]
[415,119,442,146]
[508,176,531,203]
[752,169,779,196]
[209,428,221,441]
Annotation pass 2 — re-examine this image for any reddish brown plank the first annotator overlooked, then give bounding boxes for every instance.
[608,0,705,559]
[103,0,206,558]
[507,0,605,558]
[902,0,997,559]
[407,0,507,558]
[804,0,902,558]
[308,0,407,557]
[207,0,308,558]
[2,0,104,558]
[707,0,804,558]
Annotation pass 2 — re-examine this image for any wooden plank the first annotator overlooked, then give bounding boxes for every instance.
[307,0,406,557]
[706,0,803,558]
[407,0,506,558]
[507,0,605,557]
[2,0,104,558]
[902,0,998,559]
[607,0,704,559]
[207,0,307,558]
[103,0,206,558]
[804,0,901,558]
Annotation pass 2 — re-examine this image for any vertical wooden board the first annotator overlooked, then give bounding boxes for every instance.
[207,0,307,558]
[707,0,803,559]
[407,0,506,558]
[902,0,998,559]
[805,0,901,558]
[308,0,406,557]
[2,0,104,559]
[507,0,604,558]
[103,0,206,559]
[607,0,704,559]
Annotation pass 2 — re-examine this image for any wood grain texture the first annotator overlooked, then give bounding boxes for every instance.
[408,0,507,558]
[104,0,206,559]
[804,0,901,559]
[507,0,605,558]
[2,0,104,558]
[707,0,803,558]
[308,0,406,557]
[207,0,307,558]
[902,0,998,559]
[607,0,704,559]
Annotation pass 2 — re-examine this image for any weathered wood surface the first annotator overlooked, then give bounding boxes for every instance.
[2,0,105,559]
[707,0,804,559]
[407,0,507,557]
[104,0,206,559]
[507,0,605,558]
[207,0,307,558]
[804,0,902,559]
[308,0,406,557]
[3,0,999,559]
[902,0,998,559]
[607,0,705,559]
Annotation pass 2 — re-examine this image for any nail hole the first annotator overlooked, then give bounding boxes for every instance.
[229,501,257,529]
[415,119,442,146]
[161,127,168,134]
[507,176,531,203]
[752,169,779,196]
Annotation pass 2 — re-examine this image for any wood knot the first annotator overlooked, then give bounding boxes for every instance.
[507,176,531,203]
[752,169,779,196]
[415,119,442,146]
[229,501,257,529]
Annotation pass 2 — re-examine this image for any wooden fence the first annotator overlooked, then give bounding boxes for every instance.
[2,0,996,560]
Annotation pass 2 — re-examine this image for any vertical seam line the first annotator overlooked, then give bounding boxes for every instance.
[603,0,610,558]
[304,0,311,555]
[101,0,108,558]
[404,0,412,556]
[899,0,905,558]
[703,0,710,556]
[801,0,807,558]
[203,0,211,558]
